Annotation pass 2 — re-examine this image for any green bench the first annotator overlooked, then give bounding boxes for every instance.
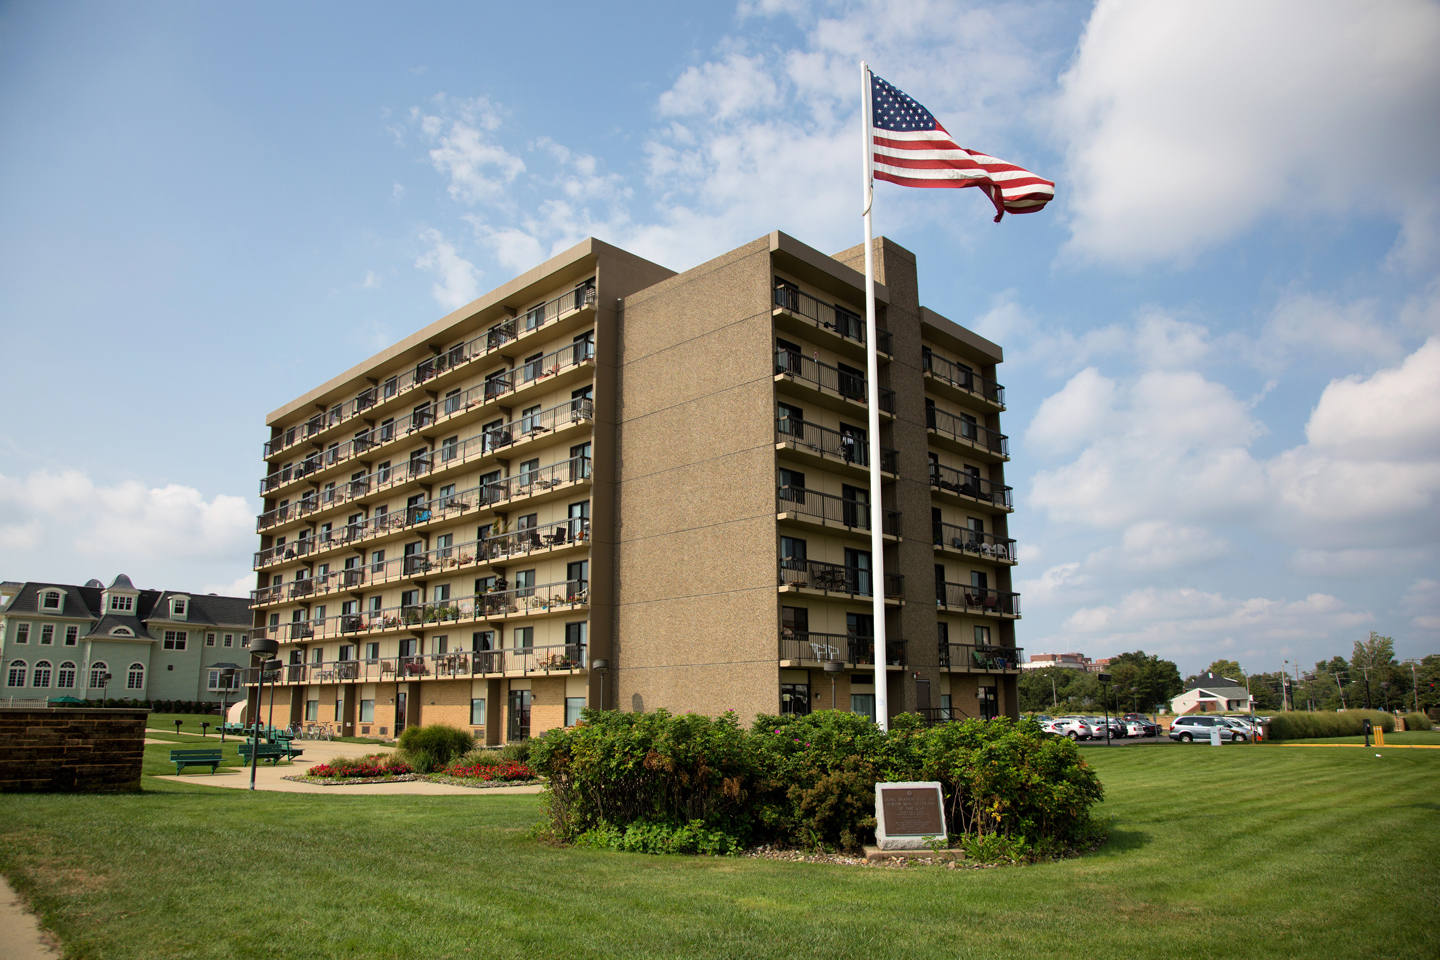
[237,742,304,764]
[170,749,224,774]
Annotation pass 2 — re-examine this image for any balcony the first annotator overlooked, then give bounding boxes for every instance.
[245,643,587,686]
[926,407,1008,460]
[778,559,903,600]
[932,521,1016,564]
[773,284,891,357]
[776,486,900,538]
[939,643,1023,672]
[774,418,898,474]
[929,462,1013,511]
[922,351,1004,409]
[779,631,907,666]
[935,582,1022,618]
[775,349,895,414]
[262,283,596,460]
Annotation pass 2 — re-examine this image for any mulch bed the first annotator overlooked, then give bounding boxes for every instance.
[281,773,546,789]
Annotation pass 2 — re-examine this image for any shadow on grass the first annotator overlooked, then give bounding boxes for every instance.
[1098,826,1152,855]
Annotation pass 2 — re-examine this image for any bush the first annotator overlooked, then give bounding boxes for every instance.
[530,709,1103,857]
[308,753,412,778]
[1266,709,1395,740]
[397,724,474,767]
[444,760,534,782]
[1401,712,1433,731]
[457,747,505,766]
[499,740,531,763]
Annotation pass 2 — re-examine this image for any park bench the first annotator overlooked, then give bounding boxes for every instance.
[170,749,224,775]
[237,742,304,764]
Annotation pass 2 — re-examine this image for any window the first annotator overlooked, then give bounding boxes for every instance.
[222,633,234,648]
[206,633,216,647]
[519,458,540,487]
[171,598,188,618]
[974,625,991,645]
[312,647,324,665]
[314,605,327,624]
[360,700,375,722]
[471,698,487,726]
[520,405,541,435]
[940,694,953,721]
[64,626,78,646]
[15,623,29,644]
[110,594,134,612]
[365,642,380,661]
[472,630,494,651]
[777,402,804,436]
[338,644,355,661]
[7,660,26,687]
[444,388,461,416]
[781,607,809,642]
[565,697,585,726]
[335,697,343,720]
[163,630,187,651]
[41,591,61,610]
[439,483,457,507]
[372,549,385,574]
[514,626,533,649]
[780,683,810,716]
[377,461,391,483]
[40,624,54,645]
[127,663,145,690]
[436,533,454,559]
[89,661,108,688]
[383,376,397,399]
[435,636,449,654]
[523,351,543,382]
[514,570,535,598]
[778,468,806,504]
[433,584,451,603]
[56,662,76,688]
[305,700,319,722]
[850,694,876,720]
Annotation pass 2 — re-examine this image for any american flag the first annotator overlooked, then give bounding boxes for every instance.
[870,73,1054,222]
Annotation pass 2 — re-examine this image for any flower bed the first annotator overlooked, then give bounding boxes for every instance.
[442,760,534,782]
[306,753,413,779]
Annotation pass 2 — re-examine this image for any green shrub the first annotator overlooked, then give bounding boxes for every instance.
[499,740,531,763]
[397,724,474,766]
[531,709,1103,857]
[457,747,505,766]
[1266,709,1395,740]
[1401,712,1433,731]
[574,819,743,856]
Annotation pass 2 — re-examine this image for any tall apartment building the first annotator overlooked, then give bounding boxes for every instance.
[248,232,1020,742]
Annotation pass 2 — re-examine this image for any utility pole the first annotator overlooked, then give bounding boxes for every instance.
[1334,670,1347,710]
[1050,674,1057,710]
[1294,661,1304,711]
[1362,665,1372,710]
[1406,660,1419,713]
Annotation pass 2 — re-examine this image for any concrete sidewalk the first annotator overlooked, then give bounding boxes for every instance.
[152,738,545,795]
[0,876,60,960]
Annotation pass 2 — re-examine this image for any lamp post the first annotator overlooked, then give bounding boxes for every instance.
[591,659,609,713]
[213,664,242,743]
[248,638,280,791]
[1381,680,1390,713]
[824,660,843,710]
[1097,673,1113,746]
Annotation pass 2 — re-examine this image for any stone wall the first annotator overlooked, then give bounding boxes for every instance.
[0,708,147,793]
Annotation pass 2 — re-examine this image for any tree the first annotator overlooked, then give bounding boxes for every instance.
[1352,632,1398,709]
[1108,651,1183,714]
[1018,667,1101,714]
[1417,654,1440,712]
[1202,659,1244,682]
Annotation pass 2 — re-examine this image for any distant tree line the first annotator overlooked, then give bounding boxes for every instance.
[1018,633,1439,716]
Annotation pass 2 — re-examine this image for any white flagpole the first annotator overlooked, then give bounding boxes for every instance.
[860,61,888,732]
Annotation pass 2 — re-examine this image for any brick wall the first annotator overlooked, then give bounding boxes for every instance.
[0,708,146,793]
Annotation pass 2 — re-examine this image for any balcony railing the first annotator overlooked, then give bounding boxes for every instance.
[774,284,891,355]
[774,417,898,473]
[926,407,1008,457]
[779,631,907,665]
[253,455,591,567]
[251,518,591,603]
[932,521,1016,562]
[935,582,1021,616]
[246,643,587,685]
[262,284,596,460]
[922,351,1004,407]
[775,350,895,413]
[777,486,900,536]
[251,580,588,645]
[939,643,1023,672]
[929,463,1013,509]
[778,559,903,599]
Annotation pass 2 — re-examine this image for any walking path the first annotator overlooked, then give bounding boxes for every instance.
[150,737,545,795]
[0,876,60,960]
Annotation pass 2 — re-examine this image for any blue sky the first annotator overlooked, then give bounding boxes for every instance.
[2,0,1436,675]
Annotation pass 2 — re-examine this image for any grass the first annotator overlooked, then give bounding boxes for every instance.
[1,743,1437,959]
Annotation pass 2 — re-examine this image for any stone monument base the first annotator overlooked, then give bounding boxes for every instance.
[863,845,963,862]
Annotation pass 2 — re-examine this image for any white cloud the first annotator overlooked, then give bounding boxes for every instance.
[1056,0,1440,267]
[1025,366,1116,456]
[416,97,526,206]
[1262,292,1403,363]
[0,469,255,593]
[1401,578,1440,632]
[658,52,780,121]
[414,228,481,311]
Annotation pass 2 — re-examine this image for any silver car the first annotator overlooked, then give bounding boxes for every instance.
[1169,715,1246,742]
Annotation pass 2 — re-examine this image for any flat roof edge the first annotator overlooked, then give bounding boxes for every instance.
[770,231,890,304]
[920,306,1004,364]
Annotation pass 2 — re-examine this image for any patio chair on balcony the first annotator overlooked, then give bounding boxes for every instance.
[808,641,839,661]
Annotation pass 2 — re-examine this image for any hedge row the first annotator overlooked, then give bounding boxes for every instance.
[530,709,1104,856]
[1401,712,1433,731]
[65,698,222,713]
[1265,709,1396,740]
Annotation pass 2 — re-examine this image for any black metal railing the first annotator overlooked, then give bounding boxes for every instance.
[932,521,1016,561]
[775,349,895,413]
[929,463,1013,509]
[779,631,906,665]
[922,351,1004,407]
[262,283,596,460]
[926,407,1008,456]
[939,643,1023,671]
[778,559,903,599]
[774,417,898,473]
[935,583,1021,616]
[254,644,586,685]
[777,486,900,536]
[774,284,891,355]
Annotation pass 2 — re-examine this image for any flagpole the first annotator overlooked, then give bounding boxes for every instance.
[860,60,888,732]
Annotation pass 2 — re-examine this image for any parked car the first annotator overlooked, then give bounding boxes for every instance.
[1052,717,1092,740]
[1169,715,1246,742]
[1218,716,1257,740]
[1038,720,1068,737]
[1086,716,1127,739]
[1125,719,1159,737]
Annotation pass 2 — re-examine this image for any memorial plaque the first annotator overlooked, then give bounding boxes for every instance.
[874,781,947,851]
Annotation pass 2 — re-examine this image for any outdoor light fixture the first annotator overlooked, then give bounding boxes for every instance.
[823,660,843,710]
[248,638,280,791]
[1097,672,1114,746]
[592,659,609,712]
[213,663,242,743]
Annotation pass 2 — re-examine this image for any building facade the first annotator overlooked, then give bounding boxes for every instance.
[247,232,1020,742]
[0,575,250,703]
[1022,652,1103,672]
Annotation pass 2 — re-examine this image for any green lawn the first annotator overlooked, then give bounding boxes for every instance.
[1,744,1436,959]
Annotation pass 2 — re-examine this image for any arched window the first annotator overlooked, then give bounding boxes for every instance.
[32,660,52,688]
[6,660,26,688]
[56,662,77,689]
[126,662,145,690]
[89,661,109,689]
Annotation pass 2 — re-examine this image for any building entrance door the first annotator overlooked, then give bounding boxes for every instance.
[395,691,408,735]
[508,689,532,742]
